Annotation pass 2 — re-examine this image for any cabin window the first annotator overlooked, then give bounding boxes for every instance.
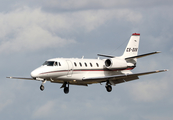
[74,62,77,67]
[90,63,93,67]
[79,62,82,67]
[85,63,87,67]
[59,62,61,66]
[96,63,99,67]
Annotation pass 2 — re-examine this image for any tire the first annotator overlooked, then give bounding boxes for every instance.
[40,85,44,91]
[106,85,112,92]
[64,87,69,94]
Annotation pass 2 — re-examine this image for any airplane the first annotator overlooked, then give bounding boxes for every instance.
[7,33,168,94]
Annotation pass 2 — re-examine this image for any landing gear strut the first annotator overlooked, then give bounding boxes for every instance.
[105,81,112,92]
[61,82,69,94]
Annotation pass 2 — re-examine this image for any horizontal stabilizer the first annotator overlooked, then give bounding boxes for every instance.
[125,51,160,60]
[97,54,115,58]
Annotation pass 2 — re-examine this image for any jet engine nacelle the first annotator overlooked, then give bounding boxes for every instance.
[105,58,128,69]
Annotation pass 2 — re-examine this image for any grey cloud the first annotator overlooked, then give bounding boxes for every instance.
[31,0,173,12]
[1,0,173,13]
[0,7,142,54]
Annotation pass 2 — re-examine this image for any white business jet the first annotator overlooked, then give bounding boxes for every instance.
[7,33,168,94]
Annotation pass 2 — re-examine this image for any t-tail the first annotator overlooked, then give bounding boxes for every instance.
[121,33,160,65]
[121,33,140,63]
[98,33,161,69]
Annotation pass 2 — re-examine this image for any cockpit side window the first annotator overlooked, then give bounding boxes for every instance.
[47,61,55,66]
[43,61,47,66]
[42,61,62,67]
[43,61,56,66]
[54,62,58,66]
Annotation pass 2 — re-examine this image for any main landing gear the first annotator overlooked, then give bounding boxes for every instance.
[105,81,112,92]
[61,82,69,94]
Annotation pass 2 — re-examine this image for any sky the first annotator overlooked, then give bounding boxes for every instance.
[0,0,173,120]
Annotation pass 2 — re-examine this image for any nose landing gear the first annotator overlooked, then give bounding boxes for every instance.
[40,85,44,91]
[40,80,46,91]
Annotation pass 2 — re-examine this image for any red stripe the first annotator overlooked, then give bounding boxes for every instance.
[132,33,140,36]
[40,67,134,75]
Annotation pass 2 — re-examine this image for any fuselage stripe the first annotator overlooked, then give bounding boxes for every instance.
[40,67,135,75]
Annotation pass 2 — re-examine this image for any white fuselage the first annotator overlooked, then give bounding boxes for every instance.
[31,58,134,85]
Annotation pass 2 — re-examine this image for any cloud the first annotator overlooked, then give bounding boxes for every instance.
[1,0,173,13]
[0,25,75,53]
[32,96,127,119]
[31,0,173,11]
[0,7,142,54]
[40,0,129,10]
[127,77,170,102]
[0,7,76,54]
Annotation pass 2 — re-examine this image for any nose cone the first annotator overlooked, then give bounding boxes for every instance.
[31,67,45,78]
[31,70,38,78]
[31,68,42,78]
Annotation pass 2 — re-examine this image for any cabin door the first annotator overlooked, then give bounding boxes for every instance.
[66,60,73,77]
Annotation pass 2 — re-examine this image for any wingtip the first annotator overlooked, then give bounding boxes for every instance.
[155,69,168,73]
[6,77,11,78]
[156,51,161,53]
[160,69,168,72]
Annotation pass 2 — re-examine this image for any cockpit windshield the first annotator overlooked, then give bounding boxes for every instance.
[43,61,57,66]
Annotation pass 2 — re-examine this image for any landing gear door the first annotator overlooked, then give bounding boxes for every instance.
[66,60,73,77]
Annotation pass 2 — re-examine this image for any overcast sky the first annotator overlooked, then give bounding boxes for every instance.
[0,0,173,120]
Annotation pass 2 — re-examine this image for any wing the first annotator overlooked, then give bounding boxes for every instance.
[7,77,35,80]
[82,69,168,84]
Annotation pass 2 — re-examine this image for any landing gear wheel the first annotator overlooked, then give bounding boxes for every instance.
[40,85,44,91]
[106,85,112,92]
[64,87,69,94]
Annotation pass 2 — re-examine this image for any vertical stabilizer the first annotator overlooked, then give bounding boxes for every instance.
[122,33,140,58]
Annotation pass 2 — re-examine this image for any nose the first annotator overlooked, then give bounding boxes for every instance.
[31,70,38,78]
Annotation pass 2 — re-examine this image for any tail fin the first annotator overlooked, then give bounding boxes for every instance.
[122,33,140,58]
